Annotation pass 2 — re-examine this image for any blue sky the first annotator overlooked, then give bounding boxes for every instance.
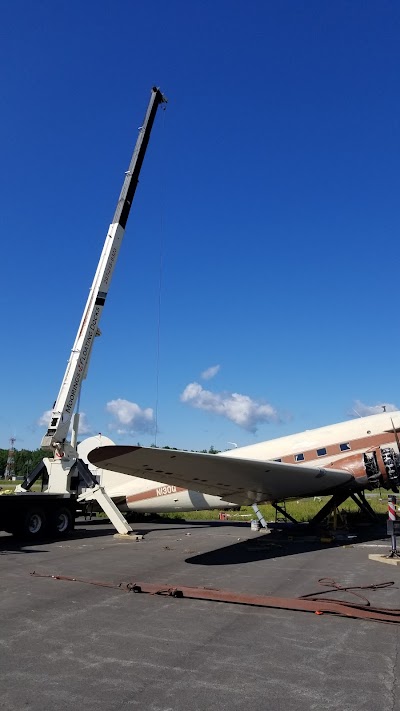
[1,0,400,453]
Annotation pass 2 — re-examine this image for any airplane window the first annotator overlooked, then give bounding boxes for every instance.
[273,458,282,462]
[340,443,351,451]
[317,448,327,456]
[294,453,304,462]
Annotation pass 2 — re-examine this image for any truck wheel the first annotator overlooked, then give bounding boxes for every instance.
[49,506,74,537]
[14,507,47,540]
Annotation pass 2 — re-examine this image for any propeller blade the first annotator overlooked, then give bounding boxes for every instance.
[390,418,400,453]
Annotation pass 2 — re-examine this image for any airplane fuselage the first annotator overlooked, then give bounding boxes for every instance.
[225,411,400,467]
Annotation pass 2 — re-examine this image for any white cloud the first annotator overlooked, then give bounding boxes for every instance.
[201,364,220,381]
[106,398,154,434]
[180,381,279,432]
[75,413,92,435]
[37,410,92,436]
[351,400,398,417]
[37,410,52,427]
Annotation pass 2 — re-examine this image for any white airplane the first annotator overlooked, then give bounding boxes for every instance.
[86,410,400,521]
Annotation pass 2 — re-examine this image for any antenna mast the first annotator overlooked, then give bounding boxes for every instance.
[4,436,16,480]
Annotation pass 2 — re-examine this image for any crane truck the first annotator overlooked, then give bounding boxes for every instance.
[0,87,167,540]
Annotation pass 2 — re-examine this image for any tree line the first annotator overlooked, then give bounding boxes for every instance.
[0,449,51,479]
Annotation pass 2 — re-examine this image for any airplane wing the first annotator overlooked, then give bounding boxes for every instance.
[88,446,354,505]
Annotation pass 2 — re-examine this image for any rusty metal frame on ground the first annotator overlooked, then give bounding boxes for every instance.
[30,572,400,625]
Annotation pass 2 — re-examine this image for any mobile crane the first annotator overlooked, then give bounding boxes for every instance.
[0,87,167,540]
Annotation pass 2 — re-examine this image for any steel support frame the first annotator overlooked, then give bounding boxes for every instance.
[267,490,378,528]
[349,491,378,521]
[308,491,351,526]
[271,502,299,525]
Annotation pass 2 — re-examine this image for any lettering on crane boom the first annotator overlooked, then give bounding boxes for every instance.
[65,304,101,414]
[156,485,177,497]
[103,245,118,288]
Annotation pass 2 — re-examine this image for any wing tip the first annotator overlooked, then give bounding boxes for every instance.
[87,445,141,466]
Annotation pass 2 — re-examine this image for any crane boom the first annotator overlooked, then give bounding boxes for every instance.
[42,87,166,451]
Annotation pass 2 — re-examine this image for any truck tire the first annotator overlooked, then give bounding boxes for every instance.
[48,506,75,537]
[13,507,47,540]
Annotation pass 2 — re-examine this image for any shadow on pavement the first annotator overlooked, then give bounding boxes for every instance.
[185,520,389,566]
[0,540,49,554]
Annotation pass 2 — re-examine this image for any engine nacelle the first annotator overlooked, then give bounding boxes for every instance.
[325,447,400,492]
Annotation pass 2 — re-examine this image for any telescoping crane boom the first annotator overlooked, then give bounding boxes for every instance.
[17,87,167,536]
[42,86,166,454]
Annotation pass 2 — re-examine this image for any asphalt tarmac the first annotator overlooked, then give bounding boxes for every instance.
[1,518,400,711]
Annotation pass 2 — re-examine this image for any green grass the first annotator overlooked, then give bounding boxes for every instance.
[0,478,41,493]
[0,480,389,527]
[159,495,389,523]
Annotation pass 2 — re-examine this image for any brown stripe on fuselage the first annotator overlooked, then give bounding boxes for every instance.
[126,485,187,504]
[280,431,397,464]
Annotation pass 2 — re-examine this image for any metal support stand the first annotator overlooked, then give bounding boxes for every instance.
[349,491,378,521]
[271,502,299,525]
[308,492,350,526]
[76,459,133,535]
[251,503,269,529]
[386,539,400,558]
[327,504,347,531]
[78,485,133,535]
[386,495,400,559]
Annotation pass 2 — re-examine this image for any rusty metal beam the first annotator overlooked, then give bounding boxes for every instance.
[30,572,400,625]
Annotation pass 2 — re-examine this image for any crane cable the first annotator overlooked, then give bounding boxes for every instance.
[154,104,167,447]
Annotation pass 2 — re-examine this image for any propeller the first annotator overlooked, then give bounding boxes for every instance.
[390,418,400,454]
[389,418,400,492]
